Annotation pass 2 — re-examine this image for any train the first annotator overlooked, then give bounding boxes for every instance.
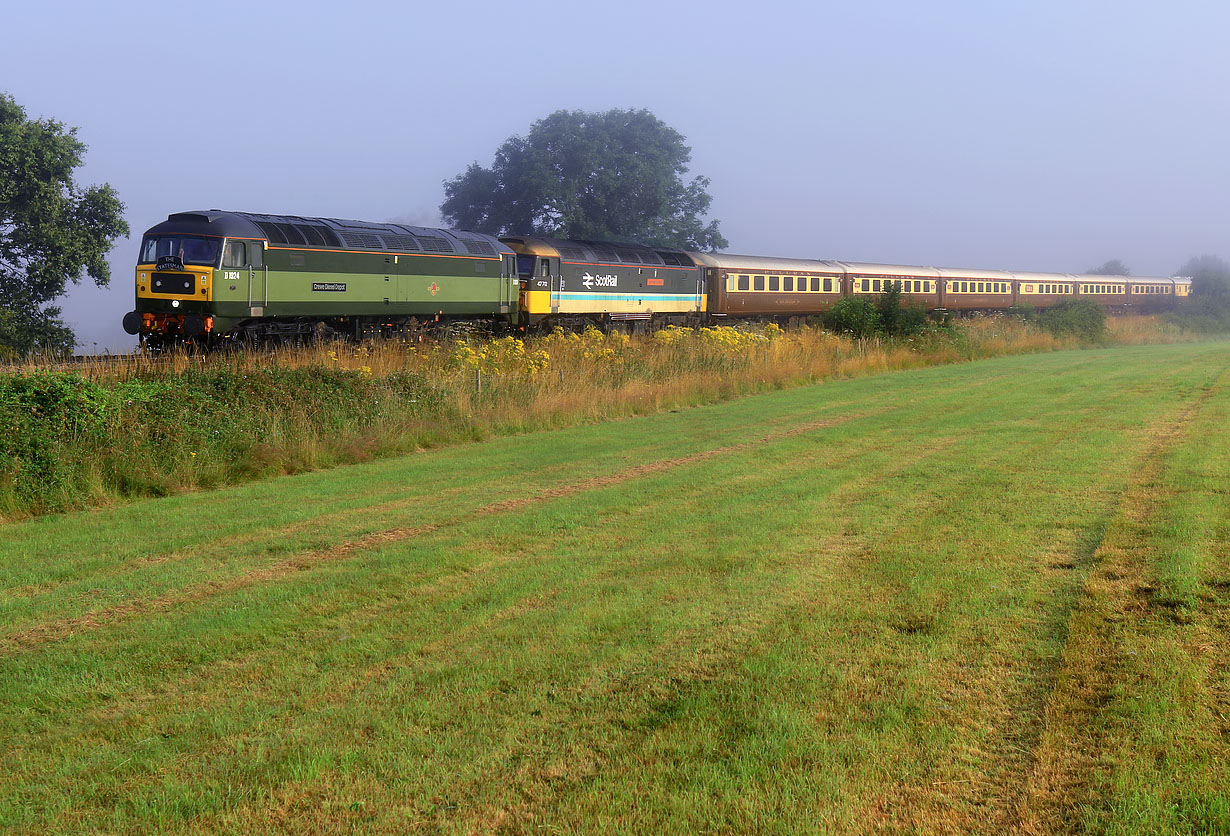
[122,209,1192,348]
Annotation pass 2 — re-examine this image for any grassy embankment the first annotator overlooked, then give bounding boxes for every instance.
[0,315,1197,520]
[0,342,1227,834]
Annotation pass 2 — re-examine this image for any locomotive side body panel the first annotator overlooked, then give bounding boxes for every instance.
[503,237,703,327]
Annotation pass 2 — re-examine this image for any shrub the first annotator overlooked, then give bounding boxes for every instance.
[1036,299,1107,342]
[821,284,928,339]
[822,298,881,338]
[1167,300,1230,334]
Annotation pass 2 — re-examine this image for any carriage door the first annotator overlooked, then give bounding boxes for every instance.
[545,256,562,313]
[500,253,515,313]
[225,239,266,316]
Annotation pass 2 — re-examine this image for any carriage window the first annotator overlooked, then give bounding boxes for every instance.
[769,276,780,291]
[784,276,794,291]
[754,275,765,291]
[820,277,828,292]
[738,274,750,291]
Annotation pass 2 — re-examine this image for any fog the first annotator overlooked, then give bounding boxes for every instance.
[4,0,1227,351]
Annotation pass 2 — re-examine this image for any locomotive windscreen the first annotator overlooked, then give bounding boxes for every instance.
[140,235,221,268]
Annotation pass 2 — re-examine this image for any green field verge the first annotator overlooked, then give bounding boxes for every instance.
[1,343,1227,834]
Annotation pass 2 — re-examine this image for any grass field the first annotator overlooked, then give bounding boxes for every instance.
[1,343,1227,834]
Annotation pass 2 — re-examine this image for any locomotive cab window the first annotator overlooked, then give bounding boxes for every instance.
[223,240,247,268]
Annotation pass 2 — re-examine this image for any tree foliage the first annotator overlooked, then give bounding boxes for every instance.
[1087,259,1130,276]
[0,93,128,356]
[1176,254,1230,302]
[440,108,726,250]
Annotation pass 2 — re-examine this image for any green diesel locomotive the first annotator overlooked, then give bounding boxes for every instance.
[123,210,518,348]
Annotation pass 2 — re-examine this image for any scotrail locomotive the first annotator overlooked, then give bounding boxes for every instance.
[122,209,1191,348]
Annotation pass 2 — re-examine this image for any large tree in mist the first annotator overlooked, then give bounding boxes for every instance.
[1177,254,1230,301]
[0,93,127,356]
[440,108,727,251]
[1086,259,1130,276]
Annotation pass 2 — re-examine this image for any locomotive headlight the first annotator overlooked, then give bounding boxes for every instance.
[171,300,180,308]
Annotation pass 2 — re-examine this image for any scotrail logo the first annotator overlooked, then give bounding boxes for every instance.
[581,272,618,289]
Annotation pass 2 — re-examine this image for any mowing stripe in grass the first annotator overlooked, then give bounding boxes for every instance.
[1006,361,1230,835]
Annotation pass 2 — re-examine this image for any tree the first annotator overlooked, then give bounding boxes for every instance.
[440,108,727,250]
[1176,254,1230,302]
[0,93,128,356]
[1087,259,1130,276]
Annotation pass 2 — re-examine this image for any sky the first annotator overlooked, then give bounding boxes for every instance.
[3,0,1228,351]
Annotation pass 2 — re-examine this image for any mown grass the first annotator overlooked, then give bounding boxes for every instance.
[0,315,1204,520]
[0,343,1226,834]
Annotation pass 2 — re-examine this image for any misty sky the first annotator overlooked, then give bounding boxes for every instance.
[4,0,1228,351]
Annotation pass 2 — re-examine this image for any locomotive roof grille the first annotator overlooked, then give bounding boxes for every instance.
[380,234,421,251]
[275,223,306,246]
[656,251,693,267]
[612,247,645,264]
[416,235,454,253]
[341,232,384,249]
[587,244,619,263]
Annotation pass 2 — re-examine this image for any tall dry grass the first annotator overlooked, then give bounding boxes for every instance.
[0,316,1188,519]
